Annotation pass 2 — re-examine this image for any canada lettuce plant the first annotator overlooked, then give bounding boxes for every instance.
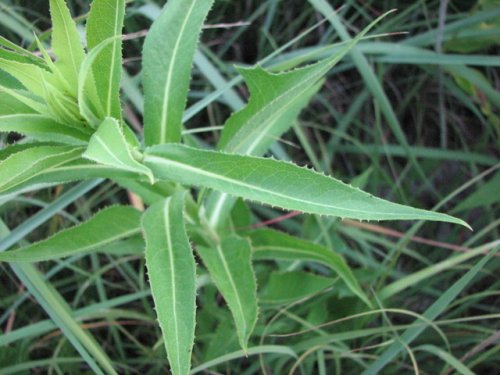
[0,0,470,374]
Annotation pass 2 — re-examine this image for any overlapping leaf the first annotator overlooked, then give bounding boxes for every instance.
[83,117,154,183]
[86,0,125,120]
[49,0,86,97]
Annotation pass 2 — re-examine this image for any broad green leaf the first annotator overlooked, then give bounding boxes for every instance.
[0,58,50,97]
[0,114,90,145]
[143,144,470,227]
[49,0,86,97]
[197,235,258,351]
[0,206,141,262]
[83,117,154,183]
[0,145,83,194]
[86,0,125,120]
[260,271,336,304]
[142,0,214,145]
[249,228,371,307]
[142,192,196,375]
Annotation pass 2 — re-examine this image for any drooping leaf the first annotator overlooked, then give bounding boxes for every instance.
[86,0,125,120]
[143,144,469,227]
[142,192,196,375]
[49,0,86,97]
[0,206,141,262]
[260,271,336,304]
[0,114,90,144]
[197,235,258,351]
[0,145,83,194]
[83,117,154,183]
[142,0,214,145]
[249,228,371,307]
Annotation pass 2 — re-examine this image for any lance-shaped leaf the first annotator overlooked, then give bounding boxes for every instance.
[83,117,154,183]
[197,236,258,351]
[143,144,470,227]
[86,0,125,120]
[0,114,90,145]
[0,206,142,262]
[49,0,86,97]
[142,192,196,375]
[206,11,392,228]
[249,228,371,307]
[142,0,214,145]
[0,145,83,194]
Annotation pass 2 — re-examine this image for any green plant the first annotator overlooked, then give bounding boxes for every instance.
[0,0,472,374]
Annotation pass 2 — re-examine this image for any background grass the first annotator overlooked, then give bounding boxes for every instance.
[0,0,499,374]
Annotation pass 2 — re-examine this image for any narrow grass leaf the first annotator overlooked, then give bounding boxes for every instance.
[0,206,141,262]
[249,228,371,307]
[416,345,474,375]
[142,192,196,375]
[142,0,214,145]
[86,0,125,120]
[49,0,86,97]
[83,117,154,183]
[362,247,498,375]
[197,235,258,351]
[144,144,469,227]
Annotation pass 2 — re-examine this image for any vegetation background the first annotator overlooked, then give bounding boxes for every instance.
[0,0,498,374]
